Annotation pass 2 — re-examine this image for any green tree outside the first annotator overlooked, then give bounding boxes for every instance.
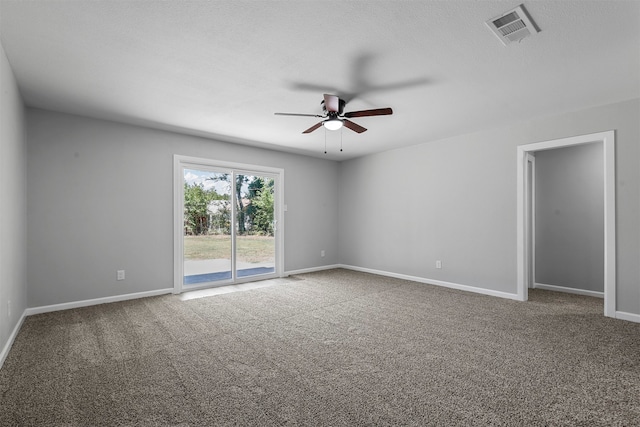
[183,176,274,237]
[183,182,228,235]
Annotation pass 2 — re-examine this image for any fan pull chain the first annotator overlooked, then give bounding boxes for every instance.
[340,128,343,152]
[324,128,327,154]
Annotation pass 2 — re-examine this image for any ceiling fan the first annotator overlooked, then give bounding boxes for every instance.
[275,94,392,134]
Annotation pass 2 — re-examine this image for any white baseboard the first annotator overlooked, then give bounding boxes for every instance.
[285,264,342,276]
[533,282,604,298]
[24,288,174,316]
[615,311,640,324]
[339,264,521,301]
[0,310,27,370]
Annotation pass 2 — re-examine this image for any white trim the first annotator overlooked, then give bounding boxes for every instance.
[173,155,285,294]
[0,310,27,370]
[24,288,174,316]
[285,264,342,276]
[525,153,536,289]
[516,147,526,301]
[340,265,521,301]
[533,282,604,298]
[173,154,185,293]
[516,131,616,316]
[615,311,640,324]
[602,133,616,317]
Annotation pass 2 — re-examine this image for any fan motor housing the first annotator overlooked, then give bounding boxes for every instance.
[321,98,346,115]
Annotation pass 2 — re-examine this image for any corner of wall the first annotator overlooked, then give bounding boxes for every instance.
[0,40,28,369]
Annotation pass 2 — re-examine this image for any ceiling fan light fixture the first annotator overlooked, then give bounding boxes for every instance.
[275,94,391,134]
[323,118,343,131]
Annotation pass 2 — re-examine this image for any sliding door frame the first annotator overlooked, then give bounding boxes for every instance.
[173,155,285,294]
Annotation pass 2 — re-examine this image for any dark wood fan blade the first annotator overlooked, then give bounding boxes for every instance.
[344,107,393,118]
[275,112,323,118]
[343,119,367,133]
[323,94,340,112]
[302,122,323,134]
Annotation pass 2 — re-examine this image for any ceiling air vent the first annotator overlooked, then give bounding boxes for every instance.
[486,4,539,46]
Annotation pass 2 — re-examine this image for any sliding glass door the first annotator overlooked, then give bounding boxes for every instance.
[175,157,282,292]
[234,173,276,279]
[182,168,233,285]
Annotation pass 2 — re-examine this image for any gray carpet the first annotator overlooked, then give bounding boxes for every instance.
[1,269,639,426]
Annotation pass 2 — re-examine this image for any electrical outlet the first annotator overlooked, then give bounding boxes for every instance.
[436,260,442,269]
[321,250,325,257]
[117,270,125,281]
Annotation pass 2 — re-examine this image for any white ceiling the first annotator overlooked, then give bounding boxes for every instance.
[1,1,639,161]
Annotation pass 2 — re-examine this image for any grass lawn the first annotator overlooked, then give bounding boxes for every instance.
[184,234,274,263]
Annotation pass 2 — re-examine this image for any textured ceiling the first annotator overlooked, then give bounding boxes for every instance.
[1,1,639,160]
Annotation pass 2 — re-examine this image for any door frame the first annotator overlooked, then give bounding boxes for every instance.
[516,131,615,317]
[173,155,285,294]
[524,152,536,290]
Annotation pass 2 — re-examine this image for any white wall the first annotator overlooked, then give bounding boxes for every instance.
[339,99,640,315]
[535,143,604,292]
[0,42,27,361]
[26,109,339,307]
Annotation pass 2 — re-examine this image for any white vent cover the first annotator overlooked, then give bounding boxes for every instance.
[486,4,539,46]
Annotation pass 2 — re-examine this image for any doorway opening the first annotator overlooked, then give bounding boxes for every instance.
[516,131,615,317]
[174,155,284,293]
